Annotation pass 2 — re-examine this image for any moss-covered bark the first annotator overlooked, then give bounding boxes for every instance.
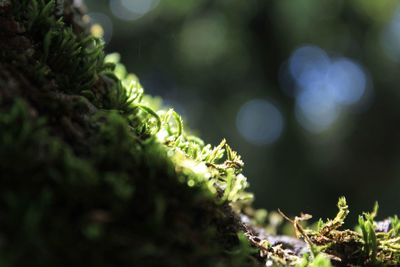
[0,1,260,266]
[1,1,400,266]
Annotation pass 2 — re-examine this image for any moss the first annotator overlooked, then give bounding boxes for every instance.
[1,0,400,266]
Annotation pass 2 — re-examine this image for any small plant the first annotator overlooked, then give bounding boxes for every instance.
[265,197,400,266]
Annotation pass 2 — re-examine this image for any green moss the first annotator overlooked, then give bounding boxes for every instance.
[1,1,400,266]
[1,1,259,266]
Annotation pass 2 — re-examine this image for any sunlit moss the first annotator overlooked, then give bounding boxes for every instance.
[90,23,104,39]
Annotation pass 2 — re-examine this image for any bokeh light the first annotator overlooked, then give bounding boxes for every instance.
[284,45,369,133]
[109,0,159,21]
[289,45,330,95]
[381,7,400,62]
[295,85,339,133]
[121,0,158,14]
[327,58,367,105]
[236,99,284,145]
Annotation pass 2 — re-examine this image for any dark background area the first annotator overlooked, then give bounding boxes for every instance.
[85,0,400,222]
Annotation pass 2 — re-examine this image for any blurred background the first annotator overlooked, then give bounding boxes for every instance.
[84,0,400,222]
